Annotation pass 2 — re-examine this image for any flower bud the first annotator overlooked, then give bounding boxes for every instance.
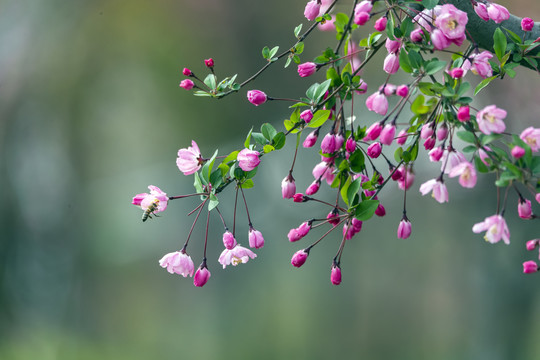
[536,193,540,204]
[431,29,450,50]
[179,79,194,90]
[281,175,296,199]
[193,266,211,287]
[331,264,342,285]
[365,92,388,115]
[300,109,314,123]
[293,193,304,202]
[396,129,408,145]
[352,218,363,232]
[420,123,434,139]
[354,11,370,26]
[511,146,525,159]
[380,124,396,145]
[397,219,412,239]
[526,239,539,251]
[303,130,318,148]
[410,28,423,42]
[518,199,533,219]
[385,38,400,54]
[321,133,337,154]
[248,227,265,249]
[474,3,489,21]
[346,137,357,153]
[364,122,383,141]
[298,62,318,77]
[523,260,538,274]
[291,249,309,268]
[450,68,464,79]
[374,17,387,31]
[390,167,403,181]
[429,146,444,162]
[306,181,320,195]
[223,231,237,250]
[182,68,192,76]
[522,18,534,32]
[367,142,382,158]
[396,85,409,97]
[487,3,509,24]
[204,58,214,67]
[287,228,302,242]
[375,203,386,217]
[437,123,448,141]
[247,90,267,106]
[327,211,340,226]
[304,0,321,21]
[457,106,470,122]
[237,148,261,171]
[383,53,400,74]
[423,136,436,150]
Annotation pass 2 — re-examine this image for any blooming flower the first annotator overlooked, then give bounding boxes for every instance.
[304,0,321,21]
[312,162,335,185]
[397,219,412,239]
[520,127,540,152]
[518,199,533,219]
[218,245,257,269]
[247,90,267,106]
[434,4,468,40]
[291,249,309,268]
[441,148,466,174]
[176,140,202,175]
[194,266,211,287]
[431,29,451,50]
[448,161,477,188]
[237,149,260,171]
[472,214,510,244]
[476,105,507,135]
[248,227,265,249]
[179,79,194,90]
[132,185,169,214]
[419,179,449,203]
[159,251,195,277]
[487,3,509,24]
[298,62,318,77]
[464,51,493,78]
[522,17,534,32]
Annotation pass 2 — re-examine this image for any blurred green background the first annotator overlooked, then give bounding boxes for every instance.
[1,1,540,359]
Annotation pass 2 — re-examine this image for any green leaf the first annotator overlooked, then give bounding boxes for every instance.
[313,79,332,104]
[410,95,429,114]
[307,110,331,128]
[294,24,303,38]
[203,74,217,90]
[502,26,522,44]
[399,50,413,73]
[456,82,471,97]
[481,134,502,145]
[194,172,204,193]
[346,178,362,207]
[493,28,507,61]
[462,145,477,153]
[252,132,267,146]
[531,156,540,175]
[355,200,380,221]
[262,46,270,59]
[474,155,489,173]
[422,0,439,10]
[400,17,413,37]
[193,91,212,97]
[200,149,218,183]
[244,128,253,148]
[386,12,395,40]
[503,161,522,178]
[269,46,279,59]
[295,42,305,55]
[474,76,497,95]
[425,60,447,75]
[222,150,239,164]
[408,50,423,69]
[240,179,254,189]
[208,194,219,211]
[263,144,275,153]
[456,131,476,144]
[273,132,286,150]
[340,176,352,206]
[261,123,277,141]
[349,150,365,172]
[394,147,403,163]
[284,57,292,68]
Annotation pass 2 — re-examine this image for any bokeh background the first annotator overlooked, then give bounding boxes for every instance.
[1,1,540,359]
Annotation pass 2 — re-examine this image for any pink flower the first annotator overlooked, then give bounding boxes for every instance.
[367,142,382,158]
[182,68,192,76]
[159,251,195,277]
[306,181,320,195]
[487,3,509,24]
[223,231,237,249]
[176,140,202,175]
[281,174,296,199]
[397,219,412,239]
[465,51,493,78]
[450,68,464,79]
[204,58,214,67]
[385,38,401,54]
[300,109,314,123]
[303,130,318,148]
[218,244,257,269]
[434,4,468,40]
[247,90,267,106]
[448,161,477,188]
[474,2,489,21]
[419,179,449,203]
[179,79,194,90]
[298,62,318,77]
[248,227,264,249]
[522,18,534,32]
[520,127,540,152]
[321,133,336,154]
[331,264,342,285]
[511,146,525,159]
[132,185,169,216]
[288,222,311,242]
[237,149,260,171]
[536,193,540,204]
[318,15,336,31]
[420,123,434,139]
[441,148,466,174]
[396,85,408,97]
[365,92,388,115]
[365,122,383,141]
[375,203,386,217]
[526,239,539,251]
[431,29,451,50]
[423,137,436,151]
[355,0,372,14]
[380,124,396,145]
[397,165,415,190]
[313,162,335,185]
[437,123,448,141]
[383,53,400,74]
[346,137,357,153]
[291,249,309,268]
[429,147,444,162]
[472,214,510,244]
[476,105,507,135]
[293,193,304,202]
[374,17,387,31]
[518,199,533,219]
[523,261,538,274]
[410,28,424,42]
[354,11,370,25]
[457,106,470,122]
[396,129,408,145]
[304,0,321,21]
[327,211,340,226]
[194,266,211,287]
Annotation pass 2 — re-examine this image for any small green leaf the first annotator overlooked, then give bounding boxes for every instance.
[261,123,277,141]
[474,76,497,95]
[203,74,217,90]
[399,50,413,73]
[355,200,380,221]
[340,176,352,206]
[456,131,476,144]
[394,147,403,163]
[349,151,365,172]
[481,134,502,145]
[244,128,253,148]
[273,132,286,150]
[263,144,275,153]
[295,42,305,54]
[240,179,254,189]
[194,172,204,193]
[294,24,303,38]
[502,26,522,44]
[252,132,267,146]
[313,79,332,104]
[346,178,362,207]
[208,194,219,211]
[493,28,507,61]
[474,155,489,173]
[269,46,279,59]
[308,110,331,128]
[222,150,239,164]
[262,46,270,59]
[425,60,447,75]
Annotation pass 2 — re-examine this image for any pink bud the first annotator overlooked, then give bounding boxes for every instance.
[429,146,444,162]
[354,11,370,26]
[346,137,357,153]
[385,38,401,54]
[375,203,386,217]
[457,106,470,122]
[365,122,383,141]
[522,18,534,32]
[526,239,539,251]
[293,193,304,202]
[193,266,211,287]
[391,167,403,181]
[327,211,340,226]
[397,219,412,239]
[248,228,264,249]
[474,3,489,21]
[298,62,318,77]
[423,136,436,150]
[247,90,267,106]
[410,28,424,42]
[352,218,363,231]
[281,175,296,199]
[431,29,450,50]
[536,193,540,204]
[331,264,342,285]
[300,109,314,123]
[396,129,408,145]
[518,199,533,219]
[355,0,373,14]
[383,53,400,74]
[380,124,396,145]
[321,133,337,154]
[450,68,464,79]
[287,228,302,242]
[511,146,525,159]
[523,261,538,274]
[182,68,192,76]
[303,130,318,148]
[396,85,409,97]
[367,142,382,158]
[365,92,388,115]
[487,3,509,24]
[437,123,448,141]
[420,123,434,139]
[179,79,194,90]
[204,58,214,67]
[223,231,237,250]
[291,250,309,268]
[306,181,320,195]
[304,0,321,21]
[374,17,387,31]
[382,84,396,96]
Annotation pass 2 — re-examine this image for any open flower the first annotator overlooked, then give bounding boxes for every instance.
[520,127,540,152]
[218,245,257,269]
[448,161,477,188]
[476,105,506,134]
[472,214,510,244]
[176,140,202,175]
[419,179,449,203]
[132,185,169,215]
[434,4,468,40]
[159,251,195,277]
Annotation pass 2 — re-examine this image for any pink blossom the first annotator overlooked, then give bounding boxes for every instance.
[194,266,211,287]
[132,185,169,215]
[419,179,449,203]
[397,165,415,190]
[304,0,321,21]
[293,193,305,202]
[449,161,477,188]
[327,211,340,226]
[306,181,320,195]
[355,1,372,14]
[526,239,540,251]
[179,79,194,90]
[472,214,510,244]
[410,28,424,42]
[441,148,466,174]
[303,130,318,148]
[223,231,237,249]
[344,137,356,154]
[367,142,382,158]
[476,105,507,135]
[247,90,267,106]
[536,193,540,204]
[385,38,401,54]
[520,127,540,152]
[374,17,387,31]
[423,136,436,151]
[218,245,257,269]
[450,68,464,79]
[365,122,383,141]
[291,250,309,268]
[281,175,296,199]
[383,53,400,74]
[237,149,260,171]
[248,228,264,249]
[464,51,493,78]
[397,219,412,239]
[457,106,470,122]
[396,85,408,97]
[429,147,444,162]
[420,123,434,139]
[300,110,314,123]
[431,29,451,50]
[380,124,396,145]
[478,146,491,166]
[518,199,533,219]
[365,92,388,115]
[204,58,214,67]
[318,15,336,31]
[437,123,448,141]
[312,162,335,185]
[522,18,535,32]
[182,68,192,76]
[391,166,403,181]
[474,2,489,21]
[298,62,318,77]
[434,4,468,40]
[354,12,370,26]
[375,203,386,217]
[288,222,311,242]
[487,3,509,24]
[511,146,525,159]
[343,218,363,239]
[396,129,408,145]
[523,261,538,274]
[159,251,195,277]
[382,83,396,96]
[331,264,342,285]
[321,133,337,154]
[176,140,202,175]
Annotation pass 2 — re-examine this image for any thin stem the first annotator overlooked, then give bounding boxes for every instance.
[183,198,208,250]
[239,185,253,226]
[169,193,206,200]
[203,209,210,257]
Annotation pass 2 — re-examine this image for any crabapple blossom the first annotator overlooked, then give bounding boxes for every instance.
[429,147,444,162]
[132,185,169,214]
[476,105,507,135]
[474,2,489,21]
[223,231,237,249]
[218,245,257,269]
[434,4,468,41]
[437,124,448,141]
[367,142,382,158]
[520,127,540,152]
[419,179,449,203]
[450,68,464,79]
[374,17,387,31]
[487,3,509,24]
[300,109,314,123]
[537,193,540,204]
[431,29,451,50]
[518,199,532,219]
[397,166,415,190]
[526,239,540,251]
[194,266,211,287]
[472,214,510,244]
[304,0,321,21]
[440,148,466,174]
[423,136,436,151]
[293,193,304,202]
[448,161,477,188]
[396,85,408,97]
[385,38,400,54]
[457,106,470,122]
[331,264,342,285]
[176,140,202,175]
[303,130,318,148]
[247,90,267,106]
[383,53,400,74]
[465,51,493,78]
[291,250,309,268]
[375,203,386,217]
[237,148,261,171]
[522,18,534,32]
[380,124,396,145]
[365,122,383,141]
[298,62,318,77]
[179,79,194,90]
[420,123,434,139]
[397,219,412,239]
[204,58,214,67]
[346,137,357,153]
[523,261,538,274]
[396,129,408,145]
[159,251,195,277]
[365,92,388,115]
[327,211,340,226]
[354,11,370,26]
[306,181,320,195]
[248,227,265,249]
[410,28,423,42]
[511,146,525,159]
[282,175,296,199]
[182,68,192,76]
